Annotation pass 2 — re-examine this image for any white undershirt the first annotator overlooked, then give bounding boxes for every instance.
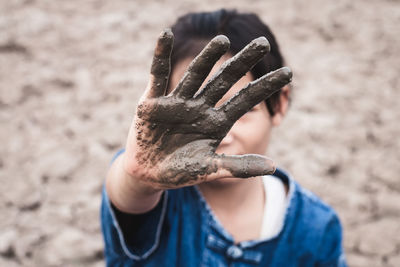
[260,175,288,239]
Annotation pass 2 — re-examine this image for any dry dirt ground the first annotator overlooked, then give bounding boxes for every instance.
[1,0,399,266]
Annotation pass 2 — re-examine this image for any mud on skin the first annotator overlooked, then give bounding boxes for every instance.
[133,29,292,189]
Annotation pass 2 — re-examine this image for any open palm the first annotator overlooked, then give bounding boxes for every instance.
[125,29,292,189]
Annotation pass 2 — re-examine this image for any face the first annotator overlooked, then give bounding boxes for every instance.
[168,54,284,180]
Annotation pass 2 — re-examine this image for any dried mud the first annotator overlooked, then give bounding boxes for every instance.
[1,0,399,266]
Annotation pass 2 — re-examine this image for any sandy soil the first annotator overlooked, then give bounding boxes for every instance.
[1,0,399,266]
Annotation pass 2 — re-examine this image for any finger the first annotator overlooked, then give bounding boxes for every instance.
[172,35,230,99]
[220,67,292,122]
[205,154,276,180]
[146,29,174,98]
[195,37,270,106]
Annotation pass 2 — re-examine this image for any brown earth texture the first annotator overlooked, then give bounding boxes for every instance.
[1,0,399,266]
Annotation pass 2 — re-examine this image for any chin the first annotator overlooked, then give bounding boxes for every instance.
[204,177,242,188]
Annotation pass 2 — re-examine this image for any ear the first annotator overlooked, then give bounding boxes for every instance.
[271,85,291,126]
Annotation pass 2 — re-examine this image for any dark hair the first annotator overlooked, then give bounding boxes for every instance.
[170,9,286,115]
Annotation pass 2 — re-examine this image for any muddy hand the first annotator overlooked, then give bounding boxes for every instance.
[125,29,292,189]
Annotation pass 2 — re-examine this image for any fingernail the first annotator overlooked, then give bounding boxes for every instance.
[161,28,173,38]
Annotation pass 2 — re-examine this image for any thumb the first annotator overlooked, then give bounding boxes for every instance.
[206,154,276,180]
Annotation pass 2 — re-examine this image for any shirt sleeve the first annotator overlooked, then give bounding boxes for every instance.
[315,213,348,267]
[101,186,168,262]
[100,149,168,262]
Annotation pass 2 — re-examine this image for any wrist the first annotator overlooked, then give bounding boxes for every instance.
[106,152,163,214]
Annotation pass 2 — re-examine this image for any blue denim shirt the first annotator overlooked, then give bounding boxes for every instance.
[101,167,347,267]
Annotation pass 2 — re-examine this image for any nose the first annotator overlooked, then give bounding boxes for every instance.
[220,131,234,146]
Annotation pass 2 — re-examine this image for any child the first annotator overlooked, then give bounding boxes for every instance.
[101,9,347,266]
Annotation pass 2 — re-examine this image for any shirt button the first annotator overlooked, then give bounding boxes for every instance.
[226,245,243,259]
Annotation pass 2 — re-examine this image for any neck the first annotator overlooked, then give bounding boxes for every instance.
[198,176,264,218]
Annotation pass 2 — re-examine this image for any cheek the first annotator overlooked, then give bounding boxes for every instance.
[233,111,272,154]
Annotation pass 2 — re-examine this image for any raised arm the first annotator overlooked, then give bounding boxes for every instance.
[106,29,292,214]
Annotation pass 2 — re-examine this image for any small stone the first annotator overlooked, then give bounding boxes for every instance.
[0,229,17,256]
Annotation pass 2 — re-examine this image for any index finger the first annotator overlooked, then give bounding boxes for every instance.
[220,67,292,122]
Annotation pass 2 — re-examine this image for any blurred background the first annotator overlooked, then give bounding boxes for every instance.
[1,0,399,266]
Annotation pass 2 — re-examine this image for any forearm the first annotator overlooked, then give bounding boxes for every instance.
[105,152,163,214]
